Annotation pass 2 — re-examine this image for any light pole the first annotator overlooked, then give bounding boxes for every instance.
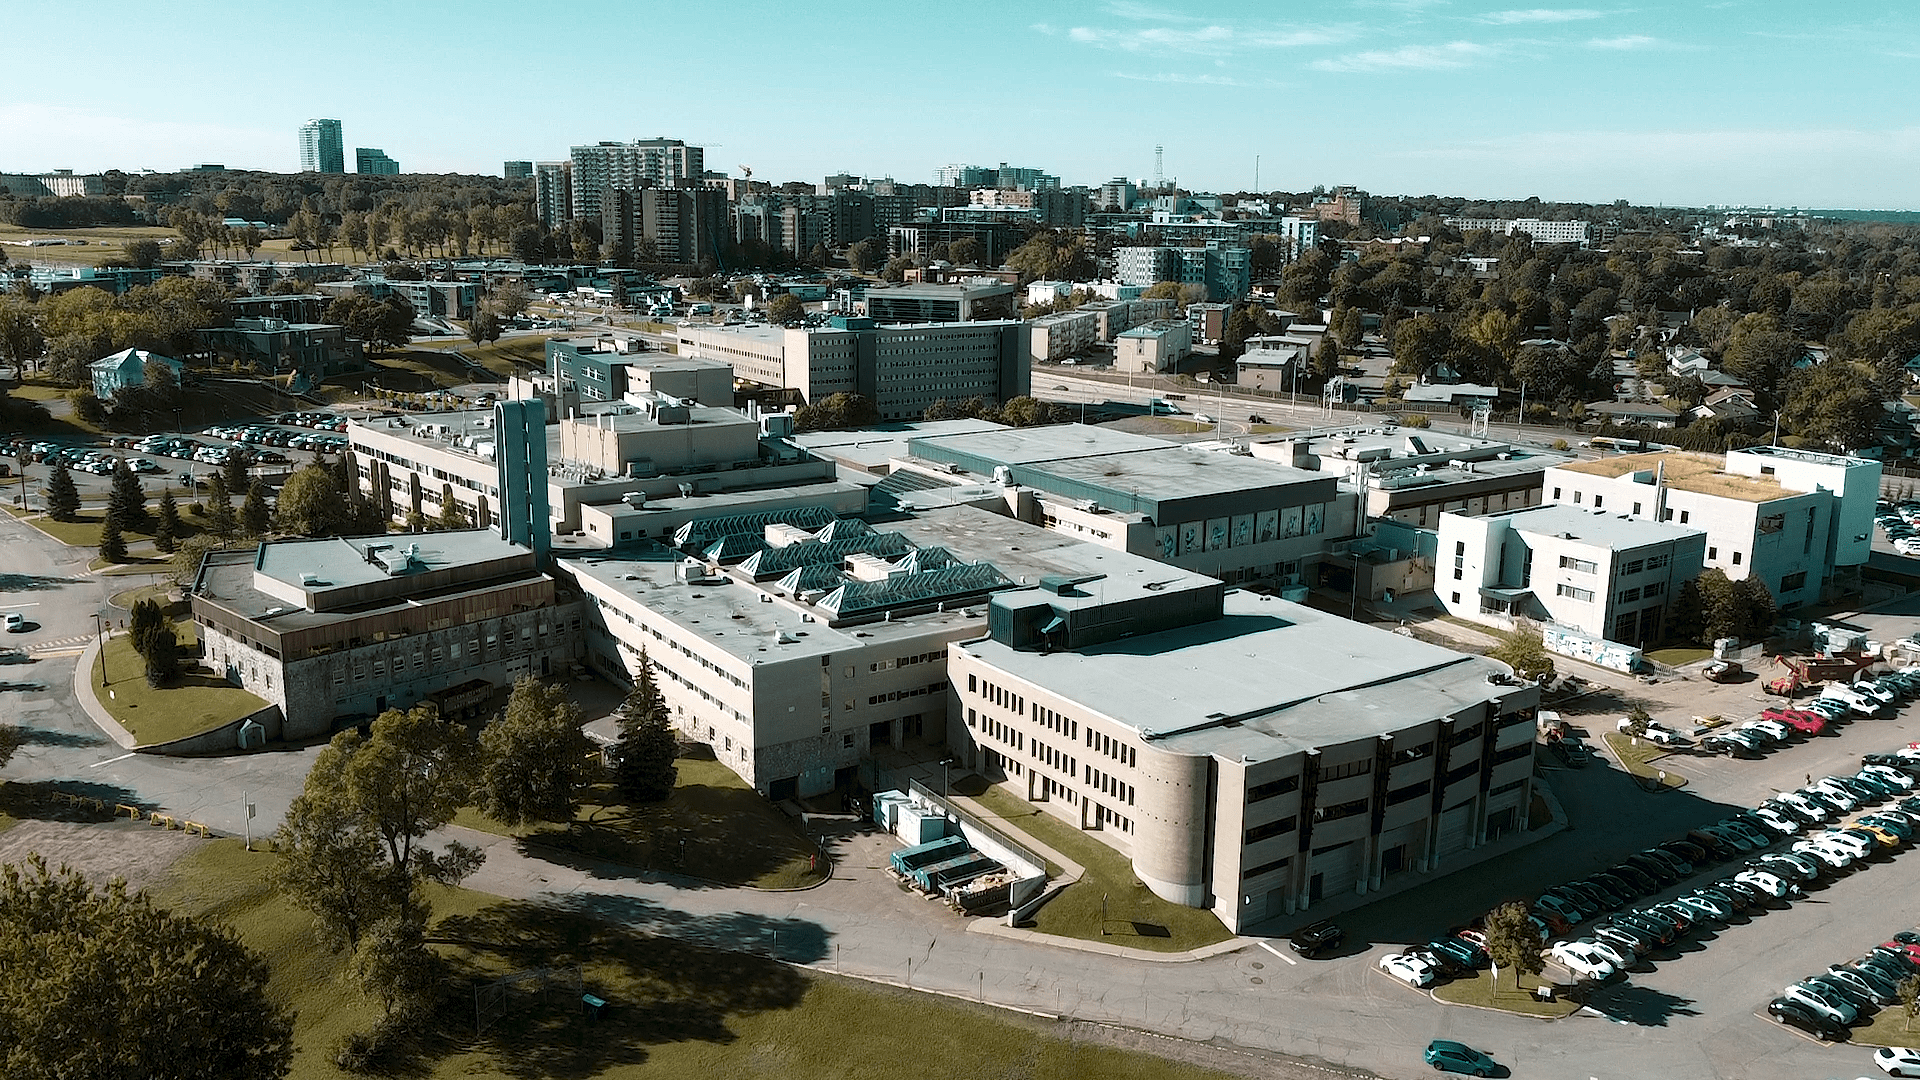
[93,611,106,687]
[941,757,954,800]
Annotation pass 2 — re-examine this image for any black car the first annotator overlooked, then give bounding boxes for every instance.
[1608,863,1660,894]
[1685,829,1735,859]
[1594,921,1658,955]
[1589,870,1643,901]
[1622,853,1680,886]
[1288,919,1345,958]
[1837,962,1903,1000]
[1600,912,1675,947]
[1867,947,1920,977]
[1641,847,1693,877]
[1659,839,1711,865]
[1700,881,1754,911]
[1765,799,1825,826]
[1569,877,1626,910]
[1413,942,1476,978]
[1863,754,1920,774]
[1768,997,1851,1041]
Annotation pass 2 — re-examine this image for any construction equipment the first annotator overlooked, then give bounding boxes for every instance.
[1764,653,1878,697]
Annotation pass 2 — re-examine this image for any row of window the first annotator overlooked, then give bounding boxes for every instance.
[1087,727,1135,767]
[969,709,1025,752]
[870,650,943,672]
[1618,581,1666,604]
[969,674,1026,717]
[1320,758,1371,782]
[1084,764,1134,806]
[595,596,749,690]
[1032,738,1076,779]
[1035,703,1076,740]
[867,683,941,706]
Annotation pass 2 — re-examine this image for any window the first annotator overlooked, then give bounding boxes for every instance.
[1242,856,1291,880]
[1781,571,1807,592]
[1680,511,1689,524]
[1707,546,1717,560]
[1620,559,1644,575]
[1556,583,1595,601]
[1313,798,1368,823]
[1451,591,1461,604]
[1559,555,1597,573]
[1244,816,1298,843]
[1646,553,1669,570]
[1386,781,1431,806]
[1574,491,1583,504]
[1731,551,1742,565]
[1618,586,1641,603]
[1392,742,1434,764]
[1593,495,1603,509]
[1320,758,1371,781]
[1552,487,1562,500]
[1247,775,1300,803]
[1632,502,1642,516]
[1759,513,1784,535]
[842,733,856,748]
[1642,581,1665,598]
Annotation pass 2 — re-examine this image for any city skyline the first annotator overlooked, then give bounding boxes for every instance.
[1,0,1918,209]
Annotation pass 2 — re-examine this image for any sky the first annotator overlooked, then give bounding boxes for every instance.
[4,0,1919,210]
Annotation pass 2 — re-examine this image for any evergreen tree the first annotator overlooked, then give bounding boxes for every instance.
[435,482,467,530]
[615,647,678,804]
[222,452,250,497]
[107,458,148,533]
[1668,577,1705,645]
[44,462,78,522]
[153,488,180,554]
[143,623,180,687]
[241,479,271,537]
[98,513,127,563]
[129,598,165,658]
[205,473,237,540]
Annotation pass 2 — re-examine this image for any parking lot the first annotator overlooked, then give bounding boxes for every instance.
[1295,613,1920,1076]
[0,409,353,505]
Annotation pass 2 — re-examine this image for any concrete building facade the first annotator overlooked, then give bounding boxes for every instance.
[298,119,344,174]
[1114,320,1191,374]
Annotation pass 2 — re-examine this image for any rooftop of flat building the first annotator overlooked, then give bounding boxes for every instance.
[958,590,1526,761]
[1489,503,1705,549]
[788,418,1007,473]
[255,530,526,593]
[1554,451,1788,502]
[1026,447,1323,504]
[1729,444,1877,469]
[348,408,561,468]
[866,282,1016,299]
[909,424,1168,466]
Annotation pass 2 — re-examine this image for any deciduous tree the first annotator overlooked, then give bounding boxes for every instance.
[477,676,598,826]
[1483,900,1544,993]
[765,293,804,326]
[276,463,351,537]
[0,855,294,1080]
[1487,621,1555,682]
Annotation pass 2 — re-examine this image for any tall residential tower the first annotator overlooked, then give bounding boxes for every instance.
[298,119,344,174]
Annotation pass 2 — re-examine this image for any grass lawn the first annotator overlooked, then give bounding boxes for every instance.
[4,505,198,551]
[412,334,551,378]
[98,620,269,746]
[1848,1005,1920,1047]
[0,223,180,267]
[455,756,826,890]
[156,839,1243,1080]
[9,379,68,402]
[1646,646,1713,667]
[1431,967,1582,1017]
[967,782,1232,953]
[1601,732,1689,789]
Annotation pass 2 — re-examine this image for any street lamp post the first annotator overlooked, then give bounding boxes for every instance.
[941,757,954,800]
[93,612,106,687]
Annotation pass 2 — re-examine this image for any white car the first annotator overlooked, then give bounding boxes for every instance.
[1875,1047,1920,1077]
[1778,791,1834,822]
[1733,868,1795,899]
[1378,953,1438,987]
[1782,981,1858,1025]
[1791,839,1855,869]
[1752,805,1802,835]
[1864,765,1918,791]
[1820,829,1877,857]
[1549,940,1618,980]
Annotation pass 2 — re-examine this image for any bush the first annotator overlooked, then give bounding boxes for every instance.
[1551,439,1569,451]
[189,502,205,517]
[1403,413,1431,429]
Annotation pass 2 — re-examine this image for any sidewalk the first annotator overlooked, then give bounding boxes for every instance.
[71,631,137,750]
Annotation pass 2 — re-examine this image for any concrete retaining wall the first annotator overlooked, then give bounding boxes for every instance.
[133,703,285,757]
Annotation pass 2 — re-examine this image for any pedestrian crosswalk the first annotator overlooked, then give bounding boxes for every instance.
[29,634,95,655]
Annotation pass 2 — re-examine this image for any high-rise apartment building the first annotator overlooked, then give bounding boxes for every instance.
[355,148,399,175]
[567,138,704,222]
[533,162,572,229]
[298,119,344,174]
[503,161,534,181]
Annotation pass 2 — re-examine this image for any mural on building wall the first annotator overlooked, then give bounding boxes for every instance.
[1542,623,1642,673]
[1158,525,1178,559]
[1231,514,1254,547]
[1257,510,1278,542]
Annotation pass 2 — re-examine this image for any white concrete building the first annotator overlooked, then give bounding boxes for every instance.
[1114,320,1191,374]
[1435,503,1706,647]
[1544,447,1880,607]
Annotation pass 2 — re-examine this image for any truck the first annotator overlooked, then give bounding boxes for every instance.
[1764,653,1877,697]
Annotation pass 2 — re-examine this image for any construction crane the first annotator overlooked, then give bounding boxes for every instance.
[738,164,753,179]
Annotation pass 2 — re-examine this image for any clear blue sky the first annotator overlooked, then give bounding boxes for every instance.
[4,0,1918,209]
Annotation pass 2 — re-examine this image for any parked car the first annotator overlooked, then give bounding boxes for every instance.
[1378,952,1438,987]
[1781,980,1859,1025]
[1549,939,1619,980]
[1768,996,1851,1041]
[1703,659,1744,683]
[1874,1047,1920,1077]
[1288,919,1345,958]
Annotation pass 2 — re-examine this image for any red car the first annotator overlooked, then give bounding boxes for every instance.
[1879,940,1920,964]
[1761,708,1828,736]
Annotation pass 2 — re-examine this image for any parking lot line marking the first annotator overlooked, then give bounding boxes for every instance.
[88,752,134,769]
[1257,941,1296,965]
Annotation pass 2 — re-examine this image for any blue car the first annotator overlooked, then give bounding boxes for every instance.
[1424,1039,1499,1076]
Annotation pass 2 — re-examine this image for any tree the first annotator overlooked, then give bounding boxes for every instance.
[43,461,78,522]
[0,855,294,1080]
[766,293,805,326]
[0,297,45,375]
[129,598,166,658]
[1313,337,1341,382]
[242,478,272,537]
[345,706,482,889]
[120,237,164,269]
[845,240,879,274]
[466,308,502,346]
[143,622,180,687]
[1622,705,1651,739]
[1780,361,1884,451]
[1900,974,1920,1032]
[276,463,351,537]
[1483,900,1545,993]
[434,482,467,530]
[349,911,441,1022]
[1668,577,1705,644]
[923,398,962,421]
[107,457,148,532]
[616,647,678,804]
[205,472,237,540]
[1697,568,1773,643]
[1487,621,1555,682]
[275,749,403,950]
[1720,312,1801,401]
[170,533,235,587]
[792,392,880,432]
[325,293,414,355]
[222,451,250,497]
[948,236,981,266]
[478,676,598,826]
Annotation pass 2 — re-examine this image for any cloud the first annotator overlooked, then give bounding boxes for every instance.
[1587,34,1655,48]
[1064,24,1358,54]
[1311,41,1493,72]
[1110,71,1278,87]
[1478,8,1608,23]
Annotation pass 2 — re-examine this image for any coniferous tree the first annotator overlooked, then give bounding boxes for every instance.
[241,479,271,538]
[98,513,127,563]
[205,473,237,540]
[107,458,148,532]
[615,647,678,804]
[153,488,180,553]
[44,462,78,522]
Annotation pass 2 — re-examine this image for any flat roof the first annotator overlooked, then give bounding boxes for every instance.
[1555,451,1788,502]
[959,590,1520,761]
[1026,447,1322,504]
[350,409,561,468]
[571,405,752,433]
[1495,503,1705,549]
[789,418,1007,472]
[909,424,1171,466]
[587,479,869,524]
[256,530,525,593]
[883,505,1215,595]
